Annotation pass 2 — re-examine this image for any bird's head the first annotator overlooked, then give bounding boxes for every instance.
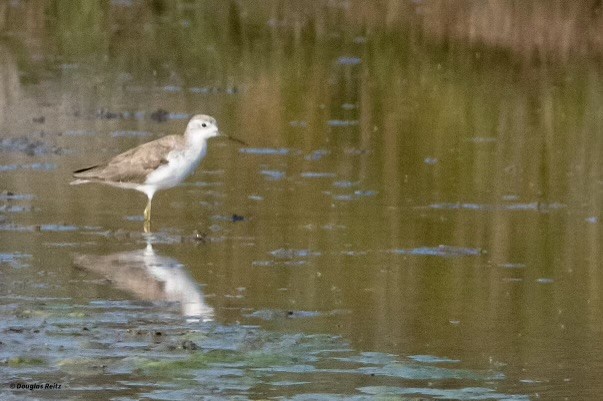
[186,115,220,141]
[185,114,247,146]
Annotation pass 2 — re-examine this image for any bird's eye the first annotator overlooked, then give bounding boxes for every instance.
[201,123,207,128]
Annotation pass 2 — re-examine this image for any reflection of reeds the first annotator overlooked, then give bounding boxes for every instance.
[416,1,603,62]
[2,1,602,61]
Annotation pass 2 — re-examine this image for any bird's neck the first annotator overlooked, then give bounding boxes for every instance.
[184,131,208,154]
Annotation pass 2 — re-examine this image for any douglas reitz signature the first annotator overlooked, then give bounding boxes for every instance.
[10,382,62,390]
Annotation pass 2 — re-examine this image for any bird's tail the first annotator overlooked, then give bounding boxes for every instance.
[70,179,90,185]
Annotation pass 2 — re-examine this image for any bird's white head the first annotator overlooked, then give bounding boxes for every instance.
[184,114,247,147]
[185,114,219,142]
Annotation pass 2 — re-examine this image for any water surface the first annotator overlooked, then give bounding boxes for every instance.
[0,1,601,400]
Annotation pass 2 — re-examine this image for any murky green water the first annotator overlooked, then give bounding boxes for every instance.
[1,1,601,400]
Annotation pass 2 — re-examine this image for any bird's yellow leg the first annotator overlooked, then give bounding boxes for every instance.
[144,198,152,222]
[143,198,152,233]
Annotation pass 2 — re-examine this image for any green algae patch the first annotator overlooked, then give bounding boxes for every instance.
[6,357,46,367]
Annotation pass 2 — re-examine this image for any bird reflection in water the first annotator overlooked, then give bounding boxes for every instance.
[73,236,214,322]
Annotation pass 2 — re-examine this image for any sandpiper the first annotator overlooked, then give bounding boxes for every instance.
[71,114,245,229]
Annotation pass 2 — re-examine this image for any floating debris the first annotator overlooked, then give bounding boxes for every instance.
[210,214,246,223]
[244,309,348,320]
[231,214,245,223]
[96,109,122,119]
[150,108,170,122]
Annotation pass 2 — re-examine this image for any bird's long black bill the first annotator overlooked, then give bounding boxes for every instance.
[223,135,247,146]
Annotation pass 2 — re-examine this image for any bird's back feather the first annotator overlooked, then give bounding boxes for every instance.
[72,135,185,184]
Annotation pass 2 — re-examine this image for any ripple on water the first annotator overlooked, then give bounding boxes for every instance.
[305,149,330,161]
[466,136,497,143]
[63,130,96,137]
[425,202,566,211]
[300,172,336,178]
[332,189,378,201]
[408,354,461,364]
[260,170,286,181]
[162,85,182,93]
[244,309,350,321]
[0,252,32,269]
[252,248,321,268]
[40,224,79,232]
[337,56,362,65]
[327,120,359,127]
[124,215,145,222]
[239,147,290,156]
[0,137,63,156]
[498,263,526,269]
[391,245,483,257]
[332,180,358,188]
[0,223,78,232]
[186,86,238,95]
[0,205,32,213]
[0,192,35,201]
[0,163,56,172]
[358,386,529,400]
[289,120,308,128]
[111,130,152,138]
[269,248,321,259]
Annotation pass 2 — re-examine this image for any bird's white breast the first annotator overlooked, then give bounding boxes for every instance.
[144,143,207,190]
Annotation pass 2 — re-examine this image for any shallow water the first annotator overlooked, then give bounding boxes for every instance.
[1,1,602,400]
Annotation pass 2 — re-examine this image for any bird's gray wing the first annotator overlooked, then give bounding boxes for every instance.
[73,135,182,184]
